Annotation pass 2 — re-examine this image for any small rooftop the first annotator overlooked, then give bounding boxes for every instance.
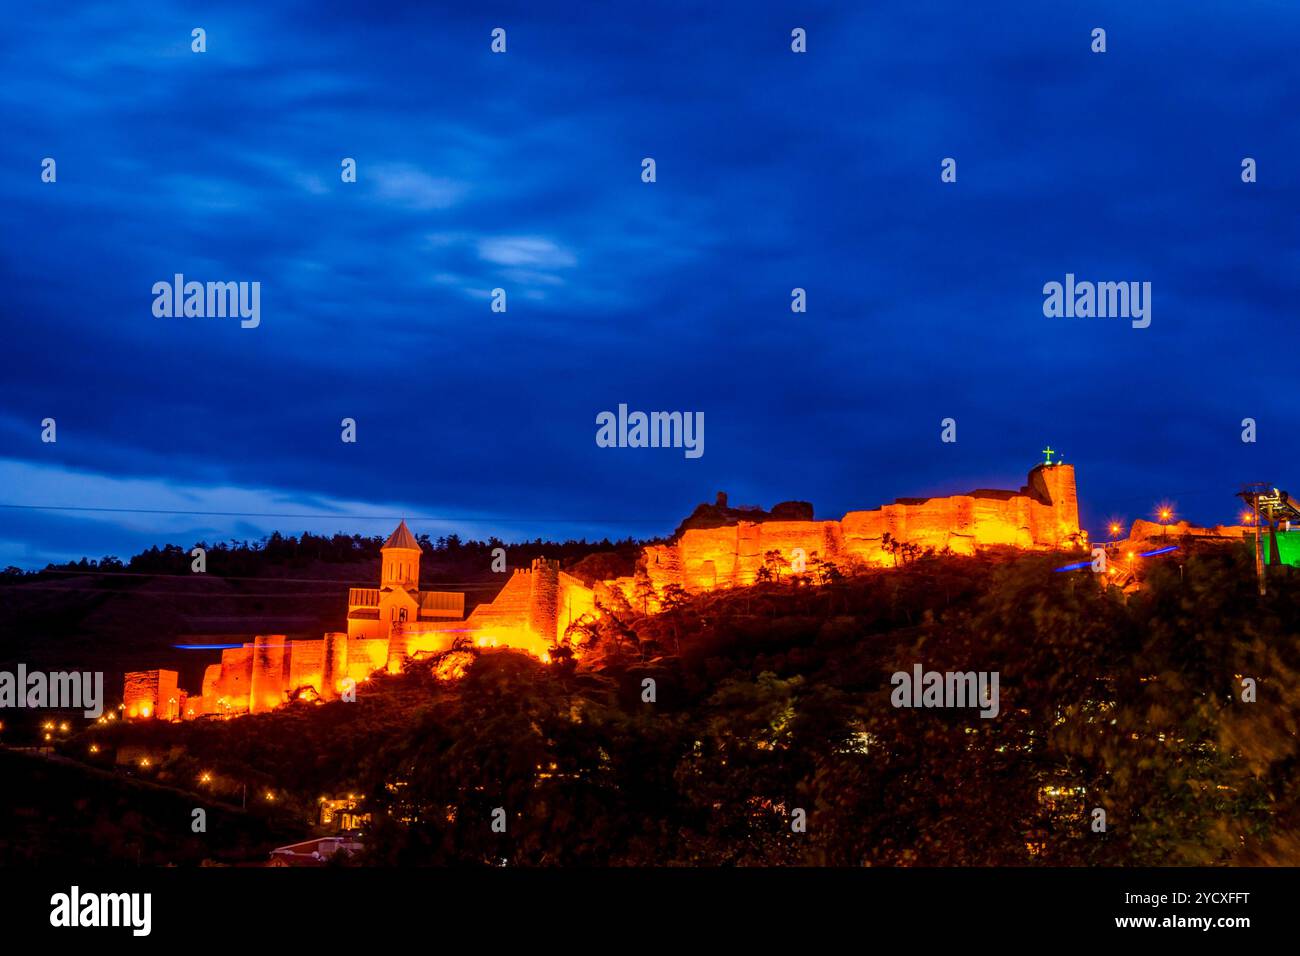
[383,520,421,551]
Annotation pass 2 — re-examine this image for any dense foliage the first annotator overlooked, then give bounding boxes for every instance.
[21,541,1299,866]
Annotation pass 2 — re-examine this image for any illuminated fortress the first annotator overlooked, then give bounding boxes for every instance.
[124,461,1080,719]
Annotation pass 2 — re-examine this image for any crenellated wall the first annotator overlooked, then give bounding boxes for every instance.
[643,464,1080,594]
[127,463,1083,720]
[1127,519,1248,541]
[124,669,179,719]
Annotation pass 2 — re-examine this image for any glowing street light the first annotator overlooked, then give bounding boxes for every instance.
[1156,504,1175,540]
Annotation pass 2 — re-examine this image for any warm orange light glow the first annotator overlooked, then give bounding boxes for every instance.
[58,722,68,732]
[89,744,99,754]
[140,758,150,767]
[200,773,212,784]
[127,470,1088,723]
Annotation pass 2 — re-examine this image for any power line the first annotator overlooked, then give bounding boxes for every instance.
[0,503,672,524]
[23,568,551,587]
[0,487,1256,525]
[0,583,504,596]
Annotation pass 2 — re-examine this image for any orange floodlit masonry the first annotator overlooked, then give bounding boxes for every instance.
[124,461,1081,719]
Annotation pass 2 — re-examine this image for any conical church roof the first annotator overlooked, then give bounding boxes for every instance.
[383,520,420,551]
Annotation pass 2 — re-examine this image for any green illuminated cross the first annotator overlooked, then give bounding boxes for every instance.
[1042,446,1056,465]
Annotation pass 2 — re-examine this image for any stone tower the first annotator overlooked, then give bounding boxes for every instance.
[381,520,421,590]
[249,634,288,714]
[321,631,349,698]
[527,558,561,645]
[1028,463,1080,545]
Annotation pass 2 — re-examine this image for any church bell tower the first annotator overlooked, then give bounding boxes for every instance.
[381,520,421,590]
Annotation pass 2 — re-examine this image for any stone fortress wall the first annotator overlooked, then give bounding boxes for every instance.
[643,463,1079,592]
[125,462,1080,720]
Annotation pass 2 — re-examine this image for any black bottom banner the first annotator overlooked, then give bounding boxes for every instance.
[0,866,1285,944]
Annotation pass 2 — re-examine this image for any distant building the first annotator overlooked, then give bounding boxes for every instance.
[268,836,362,867]
[319,796,370,831]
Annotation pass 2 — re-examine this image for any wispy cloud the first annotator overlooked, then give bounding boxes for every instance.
[478,236,576,269]
[370,164,466,210]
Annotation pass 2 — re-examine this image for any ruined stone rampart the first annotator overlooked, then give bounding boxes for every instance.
[127,464,1082,720]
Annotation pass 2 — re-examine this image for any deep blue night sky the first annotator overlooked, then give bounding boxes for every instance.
[2,2,1297,568]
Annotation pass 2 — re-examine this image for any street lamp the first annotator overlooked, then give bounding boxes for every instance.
[1157,505,1174,540]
